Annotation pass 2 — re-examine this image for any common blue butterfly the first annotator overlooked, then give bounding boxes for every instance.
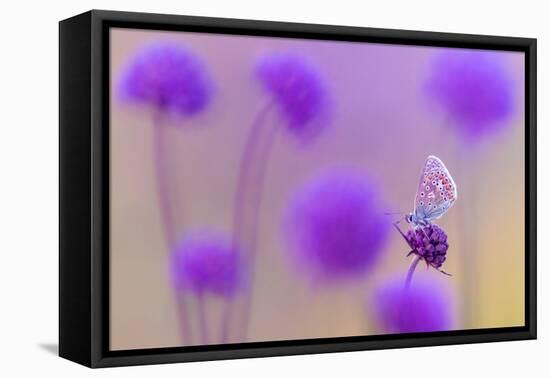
[406,155,457,227]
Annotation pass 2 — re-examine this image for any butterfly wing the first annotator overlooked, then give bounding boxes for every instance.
[414,155,457,223]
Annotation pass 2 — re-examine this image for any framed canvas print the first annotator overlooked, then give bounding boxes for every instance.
[59,10,537,368]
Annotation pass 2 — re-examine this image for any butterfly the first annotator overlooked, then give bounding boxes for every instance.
[405,155,457,228]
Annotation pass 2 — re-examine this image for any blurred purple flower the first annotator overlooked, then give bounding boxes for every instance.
[171,229,243,297]
[119,42,214,117]
[373,275,455,333]
[256,53,329,140]
[406,224,449,270]
[284,170,390,282]
[425,50,515,141]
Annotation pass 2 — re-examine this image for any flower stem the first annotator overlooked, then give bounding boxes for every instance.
[405,255,422,289]
[221,102,277,343]
[152,114,191,345]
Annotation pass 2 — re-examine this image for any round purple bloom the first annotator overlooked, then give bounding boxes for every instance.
[170,229,243,297]
[425,50,515,141]
[406,225,449,270]
[256,53,329,140]
[284,170,390,282]
[373,275,455,333]
[119,42,213,116]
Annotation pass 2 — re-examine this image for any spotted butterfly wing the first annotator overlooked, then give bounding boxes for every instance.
[414,155,457,223]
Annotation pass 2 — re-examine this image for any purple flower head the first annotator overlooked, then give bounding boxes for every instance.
[170,229,243,297]
[284,170,390,283]
[372,275,455,333]
[406,224,449,270]
[119,42,214,117]
[256,53,330,141]
[425,50,515,141]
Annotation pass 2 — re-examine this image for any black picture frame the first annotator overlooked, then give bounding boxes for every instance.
[59,9,537,368]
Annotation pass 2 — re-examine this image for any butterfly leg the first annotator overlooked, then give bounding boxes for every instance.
[393,220,413,249]
[437,268,452,276]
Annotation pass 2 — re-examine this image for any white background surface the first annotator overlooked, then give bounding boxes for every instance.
[0,0,547,376]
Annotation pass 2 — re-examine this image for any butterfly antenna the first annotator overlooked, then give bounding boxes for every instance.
[385,212,406,226]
